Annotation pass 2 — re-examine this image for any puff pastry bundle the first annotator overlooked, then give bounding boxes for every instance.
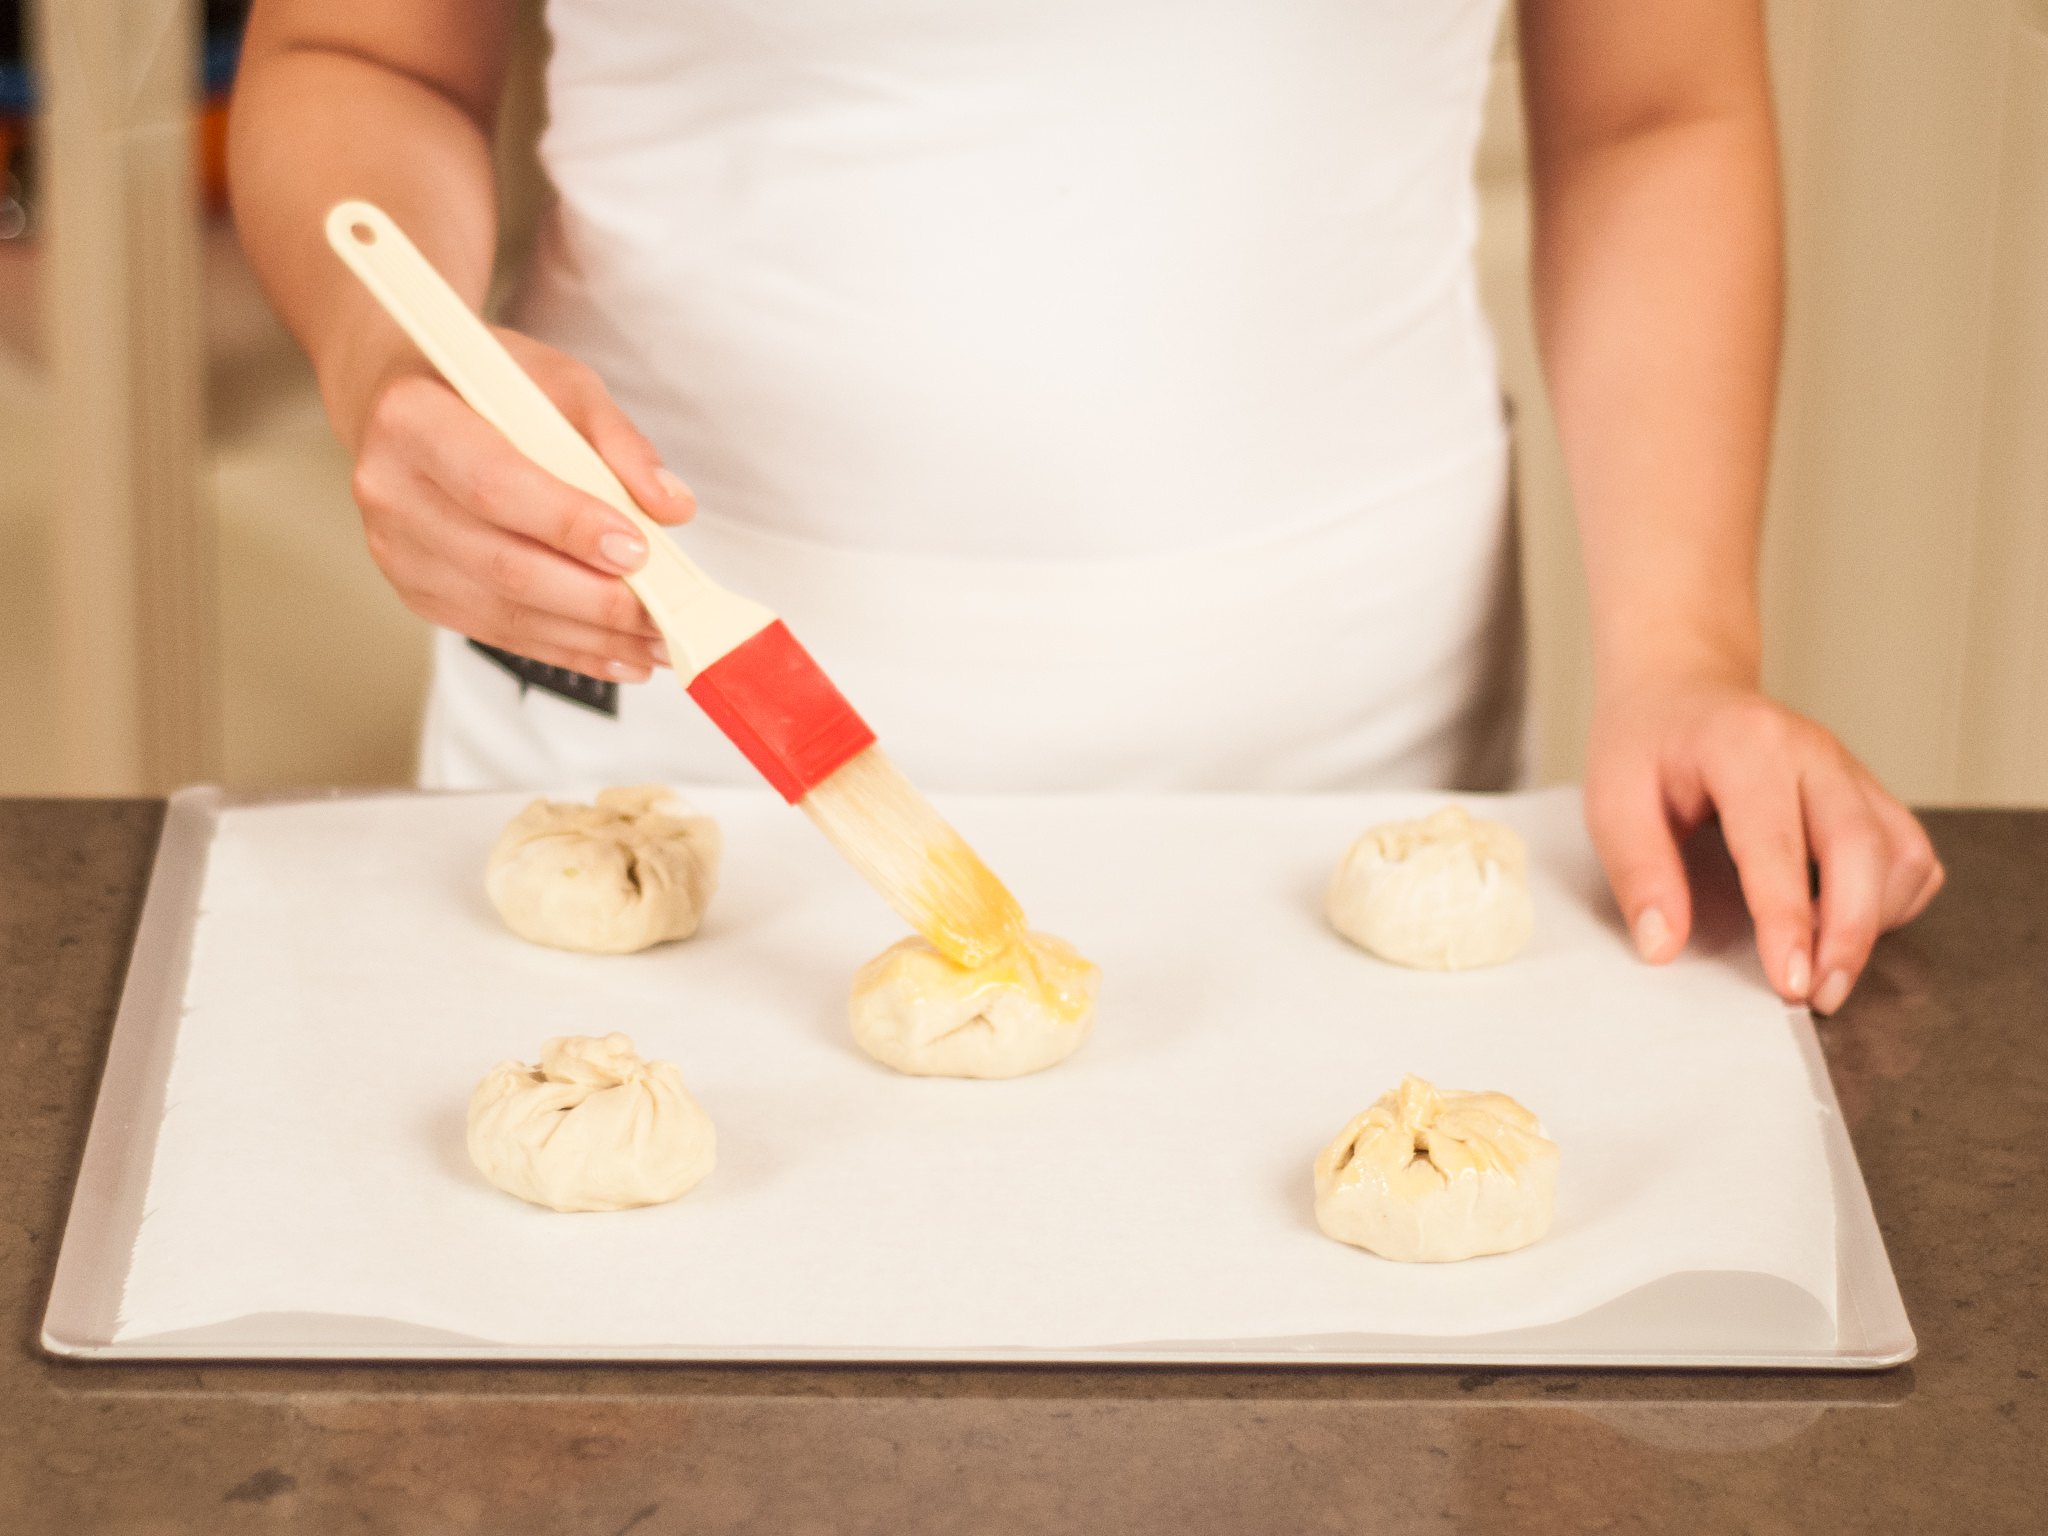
[486,785,721,955]
[467,1032,716,1212]
[1313,1074,1558,1263]
[849,932,1100,1079]
[1326,804,1533,970]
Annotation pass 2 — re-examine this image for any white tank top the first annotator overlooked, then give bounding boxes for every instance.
[424,0,1523,793]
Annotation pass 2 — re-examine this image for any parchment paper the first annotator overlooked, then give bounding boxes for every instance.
[114,787,1835,1350]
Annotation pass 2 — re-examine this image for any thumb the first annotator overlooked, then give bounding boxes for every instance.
[1585,767,1692,964]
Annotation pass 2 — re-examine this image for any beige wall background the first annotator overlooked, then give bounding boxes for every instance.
[1760,0,2048,805]
[2,0,2043,803]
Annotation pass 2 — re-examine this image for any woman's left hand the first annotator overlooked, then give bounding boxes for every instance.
[1518,0,1943,1007]
[1583,678,1944,1014]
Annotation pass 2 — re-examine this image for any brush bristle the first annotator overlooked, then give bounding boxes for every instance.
[799,746,1027,967]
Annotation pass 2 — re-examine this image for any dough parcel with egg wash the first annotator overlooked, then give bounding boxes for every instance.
[1313,1075,1558,1263]
[849,932,1099,1079]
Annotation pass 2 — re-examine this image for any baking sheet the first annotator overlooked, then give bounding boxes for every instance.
[44,786,1914,1366]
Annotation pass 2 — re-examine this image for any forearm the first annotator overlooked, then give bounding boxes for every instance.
[229,2,511,450]
[226,1,687,687]
[1522,17,1782,700]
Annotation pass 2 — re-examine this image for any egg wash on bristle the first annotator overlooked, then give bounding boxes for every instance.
[799,747,1027,968]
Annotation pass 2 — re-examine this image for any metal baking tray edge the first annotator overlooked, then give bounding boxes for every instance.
[41,787,1916,1369]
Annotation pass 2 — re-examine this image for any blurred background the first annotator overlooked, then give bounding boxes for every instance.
[1,0,2043,804]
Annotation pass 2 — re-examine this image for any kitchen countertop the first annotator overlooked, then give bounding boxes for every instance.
[1,799,2041,1534]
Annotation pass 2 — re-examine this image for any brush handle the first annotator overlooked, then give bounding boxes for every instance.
[323,200,775,682]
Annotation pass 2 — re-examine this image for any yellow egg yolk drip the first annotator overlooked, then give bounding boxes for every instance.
[949,932,1098,1025]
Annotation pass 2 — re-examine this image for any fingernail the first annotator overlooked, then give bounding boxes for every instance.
[1785,948,1811,998]
[649,639,670,667]
[599,531,647,572]
[1633,905,1669,962]
[654,466,692,502]
[1812,968,1852,1016]
[607,660,647,682]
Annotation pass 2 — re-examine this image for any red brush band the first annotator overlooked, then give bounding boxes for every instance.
[686,620,876,803]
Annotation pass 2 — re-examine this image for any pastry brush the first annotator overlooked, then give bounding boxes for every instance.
[325,200,1025,966]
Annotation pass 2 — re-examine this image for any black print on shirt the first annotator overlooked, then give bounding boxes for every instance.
[468,640,620,718]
